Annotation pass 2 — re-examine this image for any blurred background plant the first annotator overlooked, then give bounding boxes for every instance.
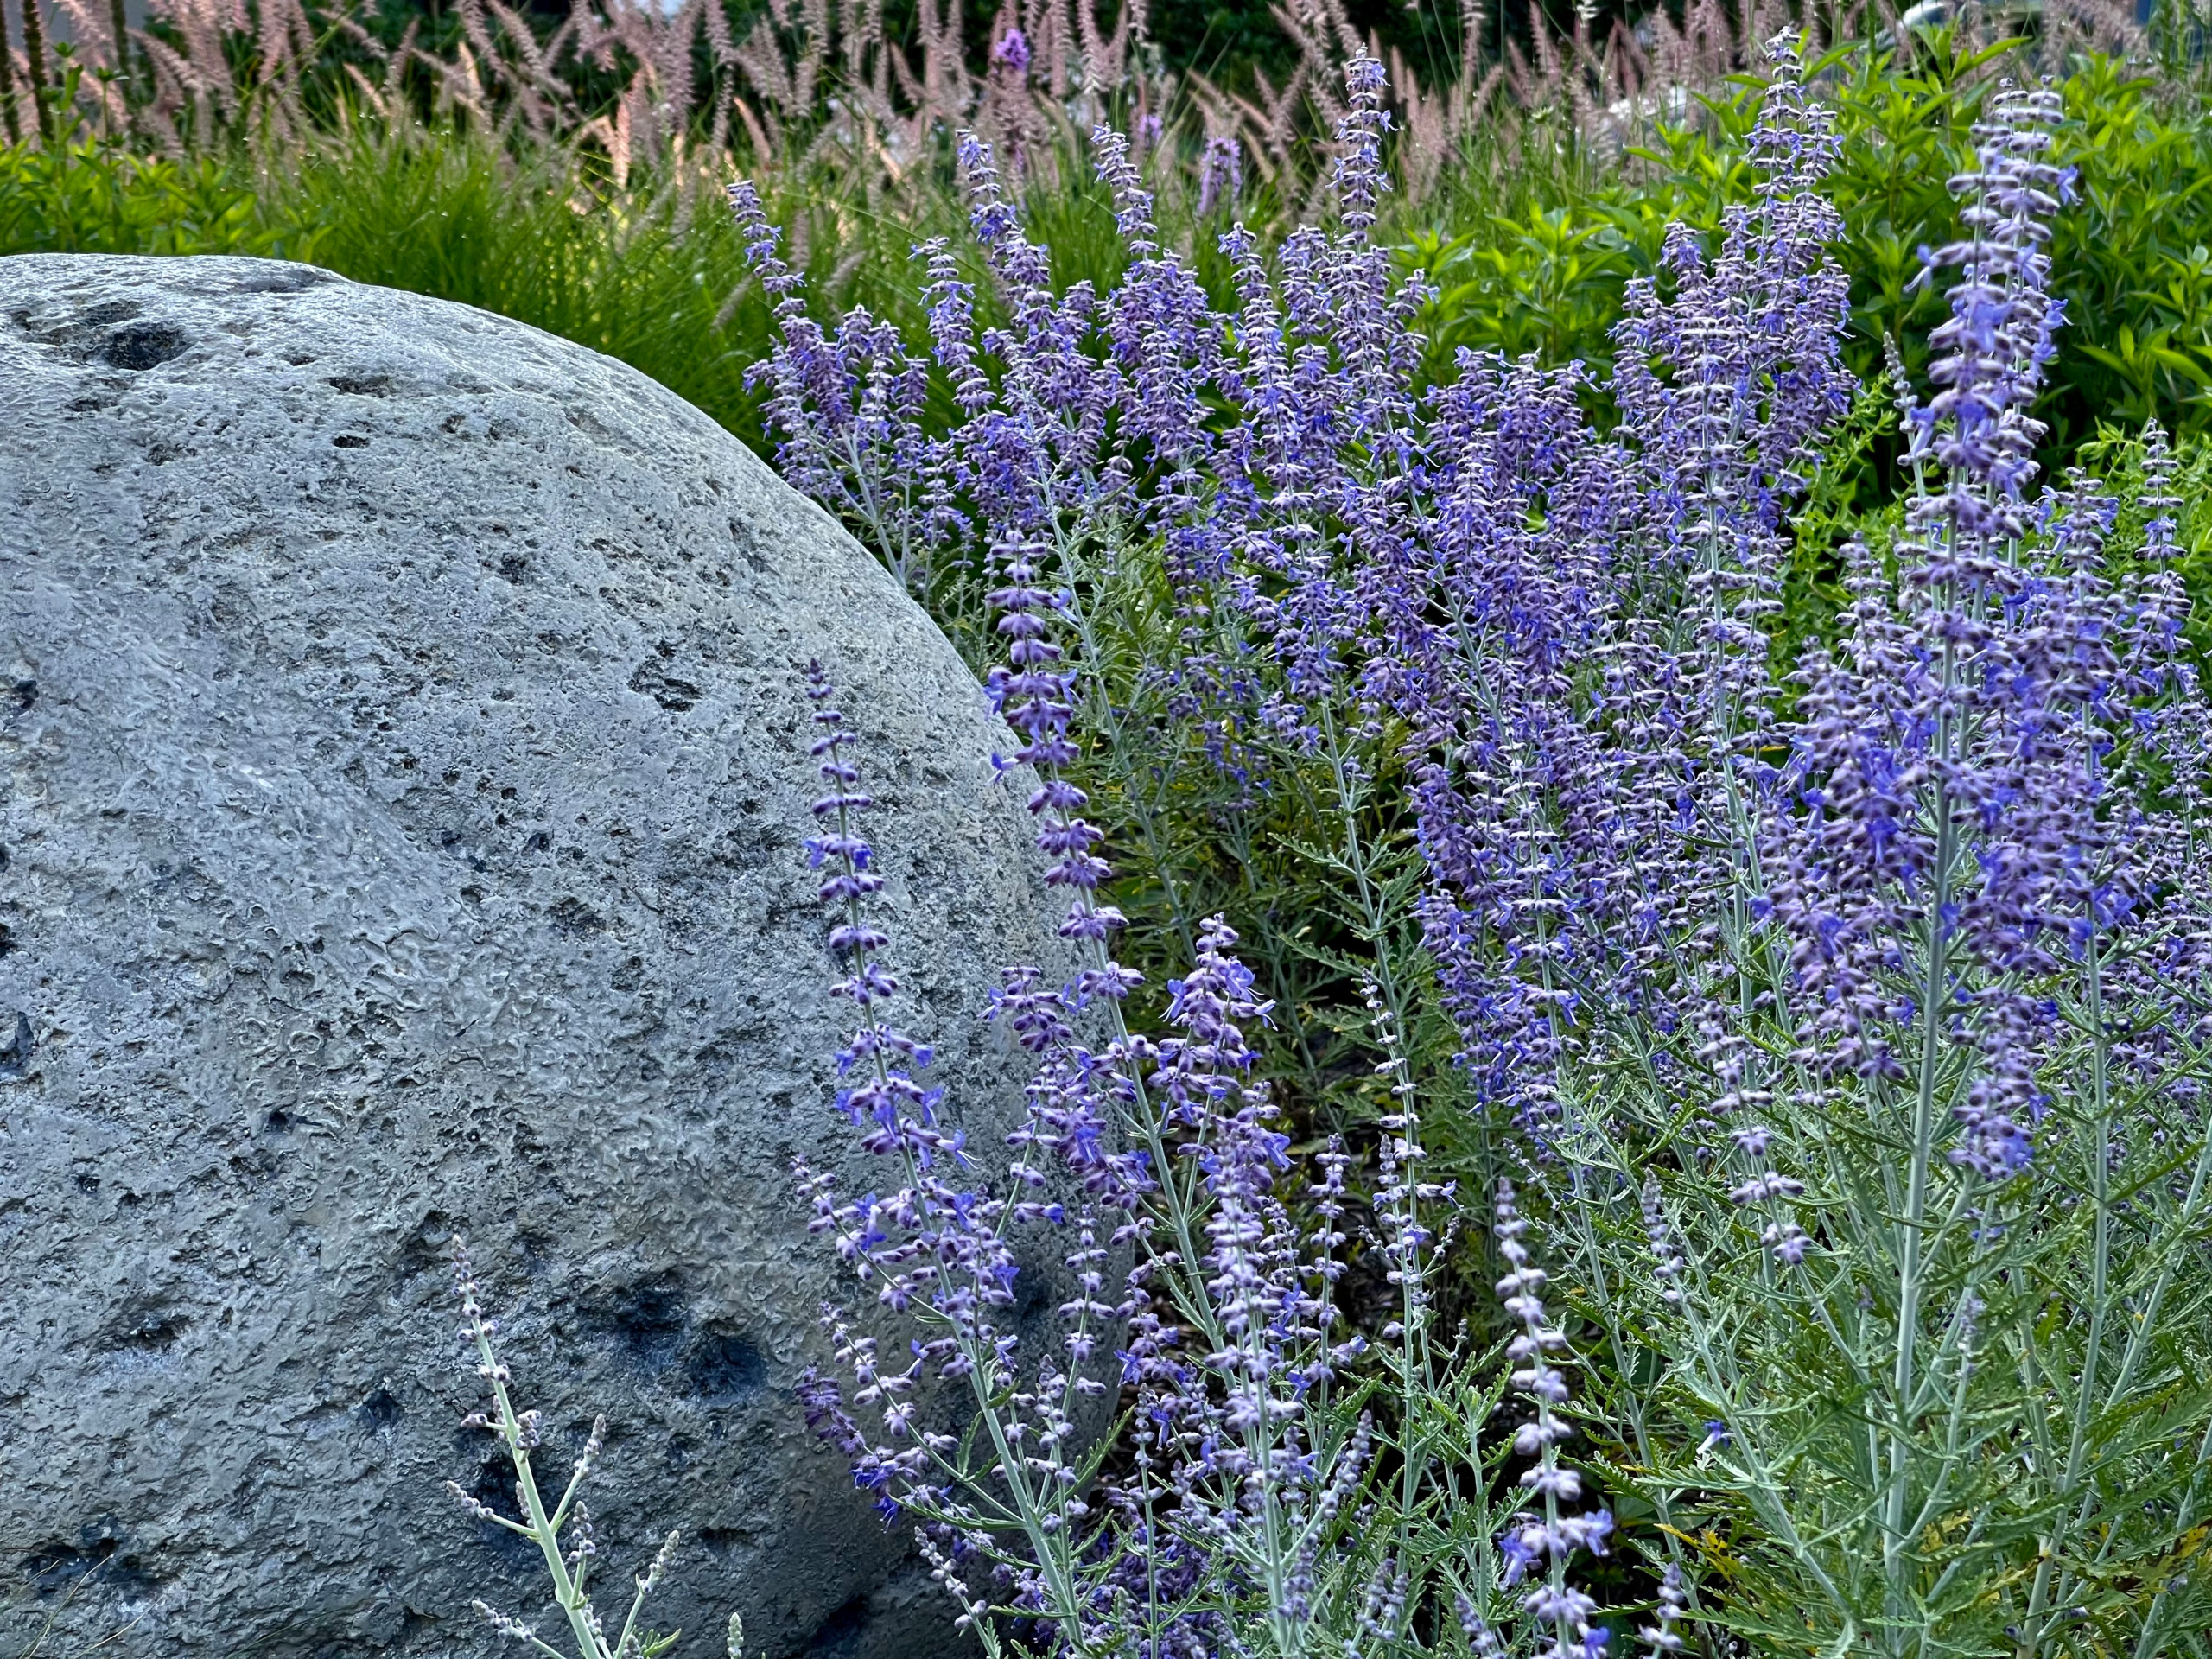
[4,0,2199,461]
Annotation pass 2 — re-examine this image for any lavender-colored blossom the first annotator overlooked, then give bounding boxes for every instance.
[791,664,1083,1542]
[1904,84,2075,538]
[1495,1181,1612,1659]
[794,652,1402,1650]
[1366,981,1452,1346]
[990,26,1030,74]
[1092,124,1227,587]
[1395,38,1854,1149]
[1639,1173,1684,1306]
[1768,83,2142,1188]
[1637,1564,1689,1655]
[1198,134,1243,215]
[741,22,2212,1656]
[728,182,961,597]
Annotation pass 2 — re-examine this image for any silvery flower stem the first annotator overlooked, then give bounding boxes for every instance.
[2133,1404,2212,1659]
[2041,1033,2212,1649]
[1021,452,1225,1345]
[462,1304,617,1657]
[2018,866,2113,1656]
[1312,694,1439,1450]
[817,779,1099,1638]
[1879,611,1958,1655]
[1050,504,1204,965]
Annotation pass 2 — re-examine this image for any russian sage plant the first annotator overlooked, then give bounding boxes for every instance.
[791,655,1539,1656]
[740,35,2212,1659]
[442,1239,745,1659]
[743,54,1610,1654]
[1400,77,2212,1659]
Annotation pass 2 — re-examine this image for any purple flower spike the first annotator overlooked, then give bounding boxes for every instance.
[1637,1565,1690,1656]
[1496,1181,1612,1659]
[1904,82,2076,540]
[1197,134,1243,215]
[790,664,1122,1578]
[728,186,963,598]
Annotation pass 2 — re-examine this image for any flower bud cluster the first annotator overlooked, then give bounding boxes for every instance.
[728,181,959,597]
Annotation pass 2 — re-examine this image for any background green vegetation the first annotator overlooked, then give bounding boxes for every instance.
[13,22,2212,728]
[13,31,2210,463]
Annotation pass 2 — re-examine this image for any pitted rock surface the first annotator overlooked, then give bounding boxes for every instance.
[0,254,1061,1658]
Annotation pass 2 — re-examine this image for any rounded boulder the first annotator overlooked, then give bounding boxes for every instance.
[0,254,1059,1658]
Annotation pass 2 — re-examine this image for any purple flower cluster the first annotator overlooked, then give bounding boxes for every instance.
[1765,83,2206,1186]
[738,33,2212,1656]
[790,664,1021,1516]
[1371,65,2208,1650]
[742,54,1641,1655]
[990,26,1031,76]
[1637,1565,1688,1656]
[728,182,961,599]
[793,646,1400,1650]
[1198,133,1243,215]
[1904,85,2073,537]
[1392,35,1853,1148]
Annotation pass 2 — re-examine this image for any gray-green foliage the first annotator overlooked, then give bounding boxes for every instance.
[444,1241,696,1659]
[732,51,2212,1658]
[1540,397,2212,1656]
